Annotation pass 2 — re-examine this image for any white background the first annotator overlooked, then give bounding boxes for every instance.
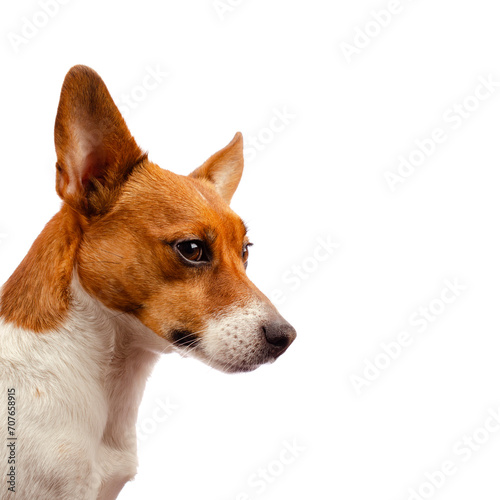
[2,1,500,499]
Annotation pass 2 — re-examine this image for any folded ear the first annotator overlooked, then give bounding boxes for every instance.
[54,65,145,216]
[189,132,244,204]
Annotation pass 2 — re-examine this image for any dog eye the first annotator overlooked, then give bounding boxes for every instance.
[242,243,253,265]
[176,240,209,264]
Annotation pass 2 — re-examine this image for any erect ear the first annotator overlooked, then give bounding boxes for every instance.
[189,132,244,204]
[54,65,145,216]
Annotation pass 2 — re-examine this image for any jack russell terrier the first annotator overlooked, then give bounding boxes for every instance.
[0,65,296,500]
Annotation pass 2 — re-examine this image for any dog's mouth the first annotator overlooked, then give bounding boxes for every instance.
[167,305,296,374]
[171,329,201,349]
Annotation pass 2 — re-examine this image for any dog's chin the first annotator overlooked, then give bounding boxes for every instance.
[206,352,279,373]
[170,340,276,374]
[217,362,262,374]
[179,348,271,374]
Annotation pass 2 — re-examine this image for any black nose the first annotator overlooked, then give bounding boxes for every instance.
[262,321,297,357]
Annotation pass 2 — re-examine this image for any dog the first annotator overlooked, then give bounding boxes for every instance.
[0,65,296,500]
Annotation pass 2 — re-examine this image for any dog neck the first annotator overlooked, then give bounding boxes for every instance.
[69,276,165,445]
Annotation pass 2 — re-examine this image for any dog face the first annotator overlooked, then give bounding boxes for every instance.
[54,65,295,373]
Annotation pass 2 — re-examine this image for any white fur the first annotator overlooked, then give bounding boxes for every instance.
[0,276,169,500]
[195,300,275,373]
[0,276,276,499]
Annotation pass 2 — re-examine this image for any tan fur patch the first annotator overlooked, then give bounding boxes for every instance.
[0,205,82,332]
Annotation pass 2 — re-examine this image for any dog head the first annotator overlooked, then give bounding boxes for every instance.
[54,65,296,373]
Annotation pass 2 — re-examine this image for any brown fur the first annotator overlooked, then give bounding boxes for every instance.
[0,206,82,332]
[0,65,263,340]
[54,65,146,217]
[76,162,261,339]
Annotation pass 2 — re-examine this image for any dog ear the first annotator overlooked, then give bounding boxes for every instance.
[54,65,145,216]
[189,132,244,204]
